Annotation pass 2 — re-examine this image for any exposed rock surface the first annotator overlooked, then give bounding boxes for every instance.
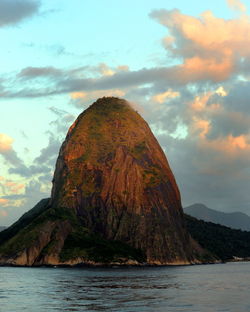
[0,97,213,266]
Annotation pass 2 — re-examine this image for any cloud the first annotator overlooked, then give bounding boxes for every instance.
[0,0,41,27]
[0,8,250,100]
[96,63,129,77]
[0,176,25,213]
[155,127,250,213]
[0,133,13,151]
[0,199,9,207]
[4,65,191,99]
[207,111,250,139]
[0,210,8,217]
[151,89,180,104]
[98,63,115,76]
[0,133,23,166]
[4,181,25,194]
[34,135,61,166]
[0,179,50,226]
[48,106,75,135]
[227,0,247,12]
[224,81,250,112]
[0,176,26,217]
[1,4,250,222]
[6,106,74,181]
[2,105,74,226]
[18,66,62,79]
[138,70,250,214]
[150,8,250,82]
[8,164,51,178]
[70,89,126,107]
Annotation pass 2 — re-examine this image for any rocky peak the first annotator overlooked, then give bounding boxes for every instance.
[0,97,212,266]
[50,97,201,263]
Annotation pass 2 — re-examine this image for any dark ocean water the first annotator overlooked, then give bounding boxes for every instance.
[0,262,250,312]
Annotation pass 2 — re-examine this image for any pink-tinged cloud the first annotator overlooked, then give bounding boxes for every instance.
[190,118,211,138]
[195,135,250,178]
[187,86,250,140]
[150,8,250,82]
[0,199,8,206]
[189,93,250,150]
[5,181,25,194]
[151,89,180,104]
[0,133,13,152]
[200,134,250,154]
[0,133,23,166]
[70,89,126,107]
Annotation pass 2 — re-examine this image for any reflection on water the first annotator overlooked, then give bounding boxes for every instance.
[0,262,250,311]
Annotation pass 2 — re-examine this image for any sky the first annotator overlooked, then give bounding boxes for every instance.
[0,0,250,226]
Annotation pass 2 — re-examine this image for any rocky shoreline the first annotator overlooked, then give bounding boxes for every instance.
[0,258,222,268]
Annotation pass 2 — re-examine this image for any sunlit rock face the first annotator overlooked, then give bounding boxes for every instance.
[0,97,210,266]
[50,97,201,264]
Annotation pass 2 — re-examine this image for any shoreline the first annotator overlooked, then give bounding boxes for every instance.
[0,260,222,269]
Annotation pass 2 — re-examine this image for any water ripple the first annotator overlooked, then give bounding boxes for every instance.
[0,263,250,311]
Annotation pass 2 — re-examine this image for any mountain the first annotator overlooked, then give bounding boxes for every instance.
[185,214,250,261]
[185,204,250,231]
[0,227,6,232]
[0,97,212,266]
[0,199,50,243]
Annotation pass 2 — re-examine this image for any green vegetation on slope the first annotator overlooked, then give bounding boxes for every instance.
[0,202,77,256]
[2,197,250,264]
[60,228,146,263]
[0,195,146,264]
[0,198,50,245]
[185,214,250,261]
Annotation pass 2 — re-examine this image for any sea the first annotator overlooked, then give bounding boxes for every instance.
[0,262,250,312]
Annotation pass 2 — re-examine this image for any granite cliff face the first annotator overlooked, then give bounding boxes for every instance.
[0,97,212,266]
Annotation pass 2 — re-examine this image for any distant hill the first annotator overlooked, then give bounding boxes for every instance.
[184,203,250,231]
[185,214,250,261]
